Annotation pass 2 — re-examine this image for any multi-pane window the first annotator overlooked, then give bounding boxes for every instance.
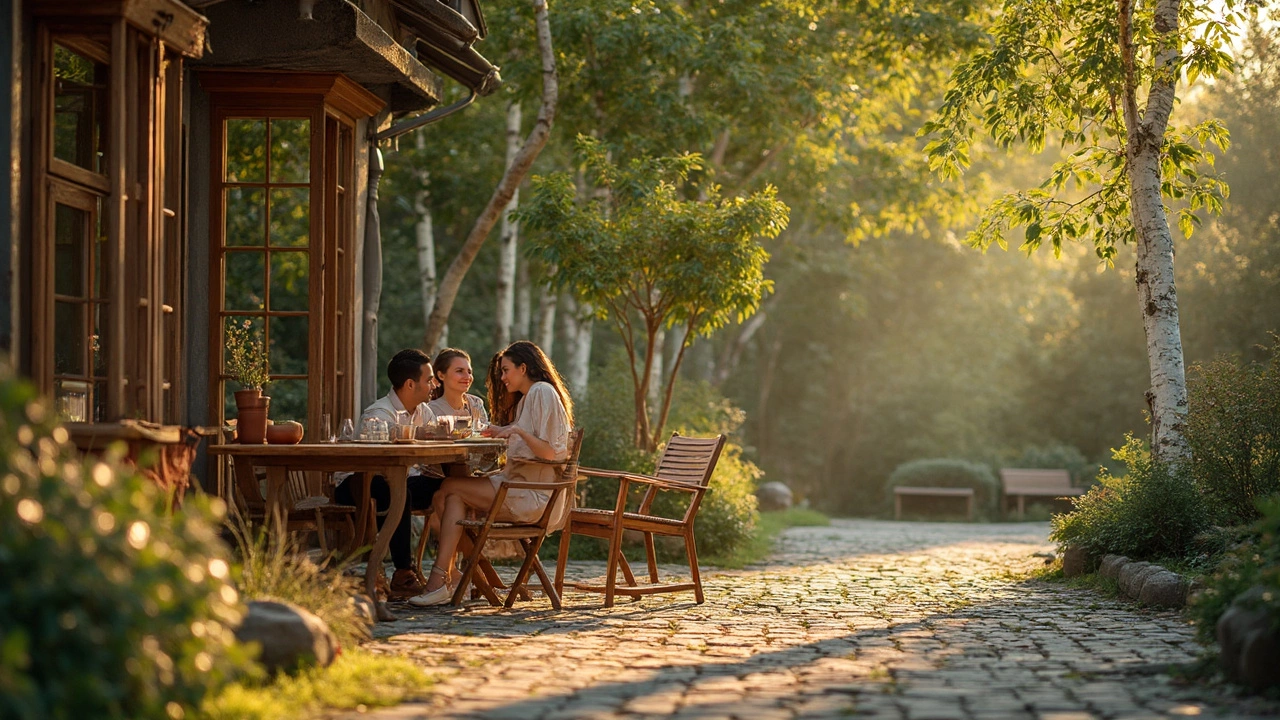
[220,118,314,424]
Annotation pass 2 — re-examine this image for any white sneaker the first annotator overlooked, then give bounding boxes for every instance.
[407,585,453,607]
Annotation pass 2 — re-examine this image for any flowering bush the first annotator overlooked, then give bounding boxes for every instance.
[225,319,270,390]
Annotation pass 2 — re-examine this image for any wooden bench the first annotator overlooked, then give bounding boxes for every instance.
[1000,468,1085,518]
[893,486,975,520]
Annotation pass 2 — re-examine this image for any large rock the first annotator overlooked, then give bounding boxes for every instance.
[1217,587,1280,689]
[1118,562,1161,598]
[1137,571,1187,608]
[756,482,794,512]
[1099,554,1129,581]
[1061,546,1095,578]
[235,600,339,674]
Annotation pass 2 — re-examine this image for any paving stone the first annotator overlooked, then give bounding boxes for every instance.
[351,519,1279,720]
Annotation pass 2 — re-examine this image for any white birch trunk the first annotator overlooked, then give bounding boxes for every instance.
[1120,0,1190,465]
[569,306,593,400]
[413,133,439,346]
[514,257,531,340]
[494,101,523,348]
[647,328,665,418]
[536,280,557,354]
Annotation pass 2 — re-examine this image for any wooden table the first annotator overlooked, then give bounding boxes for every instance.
[209,440,505,620]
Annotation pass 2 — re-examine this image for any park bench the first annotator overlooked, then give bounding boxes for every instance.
[892,486,975,520]
[1000,468,1084,518]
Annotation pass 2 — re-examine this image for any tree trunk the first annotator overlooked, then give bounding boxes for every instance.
[564,298,593,400]
[1120,0,1190,465]
[647,328,665,419]
[413,133,438,338]
[494,101,523,349]
[756,335,783,463]
[514,256,531,340]
[423,0,559,353]
[536,280,557,353]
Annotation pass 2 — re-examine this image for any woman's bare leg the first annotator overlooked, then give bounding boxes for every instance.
[424,478,499,592]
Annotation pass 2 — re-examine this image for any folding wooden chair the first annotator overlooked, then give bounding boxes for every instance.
[449,428,584,610]
[555,432,725,607]
[227,458,359,555]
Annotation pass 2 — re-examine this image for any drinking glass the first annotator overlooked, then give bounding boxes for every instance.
[321,413,334,443]
[339,418,355,441]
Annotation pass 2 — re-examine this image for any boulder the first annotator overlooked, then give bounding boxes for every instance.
[1061,546,1095,578]
[1099,554,1129,581]
[756,482,794,512]
[1117,562,1160,598]
[234,600,339,674]
[1217,587,1280,689]
[1137,571,1187,608]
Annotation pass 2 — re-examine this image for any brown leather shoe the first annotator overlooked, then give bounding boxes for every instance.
[388,568,428,599]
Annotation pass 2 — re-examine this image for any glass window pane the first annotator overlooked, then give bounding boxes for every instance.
[94,201,106,298]
[53,44,107,173]
[93,381,106,423]
[225,251,266,311]
[92,303,107,377]
[269,315,308,376]
[269,251,309,311]
[268,188,309,247]
[226,188,265,246]
[270,119,310,184]
[54,301,85,375]
[225,119,266,183]
[265,378,308,425]
[223,315,265,376]
[53,203,87,297]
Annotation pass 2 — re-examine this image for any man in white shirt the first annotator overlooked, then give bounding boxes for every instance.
[334,349,441,599]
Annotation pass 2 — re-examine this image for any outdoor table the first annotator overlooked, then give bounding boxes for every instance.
[209,439,505,620]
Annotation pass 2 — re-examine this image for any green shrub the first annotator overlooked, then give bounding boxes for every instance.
[1184,341,1280,524]
[885,458,1000,517]
[1188,497,1280,644]
[0,372,249,719]
[1049,435,1211,559]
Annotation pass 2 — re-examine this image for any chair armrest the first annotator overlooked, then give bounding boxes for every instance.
[508,456,570,467]
[496,478,577,492]
[578,467,706,496]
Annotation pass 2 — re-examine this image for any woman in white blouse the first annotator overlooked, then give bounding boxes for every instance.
[410,340,574,606]
[423,347,489,429]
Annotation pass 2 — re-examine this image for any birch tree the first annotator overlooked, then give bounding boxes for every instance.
[519,136,789,451]
[494,101,523,348]
[422,0,558,353]
[922,0,1249,465]
[413,133,444,347]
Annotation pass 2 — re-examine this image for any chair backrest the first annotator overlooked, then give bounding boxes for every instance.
[1000,468,1072,494]
[654,433,726,488]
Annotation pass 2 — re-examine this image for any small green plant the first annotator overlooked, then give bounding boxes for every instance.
[1050,435,1211,560]
[225,319,270,390]
[1184,340,1280,524]
[227,520,371,650]
[0,370,250,719]
[886,458,1000,517]
[1189,497,1280,645]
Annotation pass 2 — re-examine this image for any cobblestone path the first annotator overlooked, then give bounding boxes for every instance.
[351,519,1277,719]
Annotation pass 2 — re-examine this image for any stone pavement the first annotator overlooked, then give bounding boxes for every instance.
[348,519,1279,719]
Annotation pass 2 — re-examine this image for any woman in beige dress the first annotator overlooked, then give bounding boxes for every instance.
[409,340,573,606]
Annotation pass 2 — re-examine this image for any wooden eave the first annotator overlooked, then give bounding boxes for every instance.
[32,0,207,58]
[197,70,387,119]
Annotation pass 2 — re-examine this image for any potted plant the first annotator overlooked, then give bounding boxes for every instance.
[225,319,271,444]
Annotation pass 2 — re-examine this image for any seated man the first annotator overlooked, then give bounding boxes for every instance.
[334,348,441,599]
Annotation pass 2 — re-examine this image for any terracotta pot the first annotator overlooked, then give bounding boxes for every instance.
[265,420,304,445]
[234,388,264,409]
[237,396,271,444]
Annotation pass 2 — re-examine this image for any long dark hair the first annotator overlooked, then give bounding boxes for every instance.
[429,348,471,401]
[487,340,574,427]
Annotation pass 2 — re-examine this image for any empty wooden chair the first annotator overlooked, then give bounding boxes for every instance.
[555,433,725,607]
[227,458,359,555]
[449,428,585,609]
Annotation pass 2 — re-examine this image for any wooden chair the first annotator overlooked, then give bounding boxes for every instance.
[555,433,725,608]
[227,458,360,555]
[448,428,585,610]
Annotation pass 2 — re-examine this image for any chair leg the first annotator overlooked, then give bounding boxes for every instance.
[685,528,704,604]
[644,532,659,583]
[504,536,546,609]
[529,554,561,611]
[414,514,429,581]
[315,511,329,554]
[451,526,491,606]
[555,526,571,596]
[617,551,638,587]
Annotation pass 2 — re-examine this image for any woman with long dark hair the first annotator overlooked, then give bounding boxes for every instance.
[409,341,574,606]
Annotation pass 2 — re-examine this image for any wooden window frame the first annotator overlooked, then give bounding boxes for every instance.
[203,72,382,441]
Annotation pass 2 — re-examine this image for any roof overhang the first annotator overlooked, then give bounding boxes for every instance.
[190,0,443,113]
[32,0,208,57]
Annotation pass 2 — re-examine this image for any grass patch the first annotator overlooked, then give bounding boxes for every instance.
[201,650,431,720]
[703,507,830,569]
